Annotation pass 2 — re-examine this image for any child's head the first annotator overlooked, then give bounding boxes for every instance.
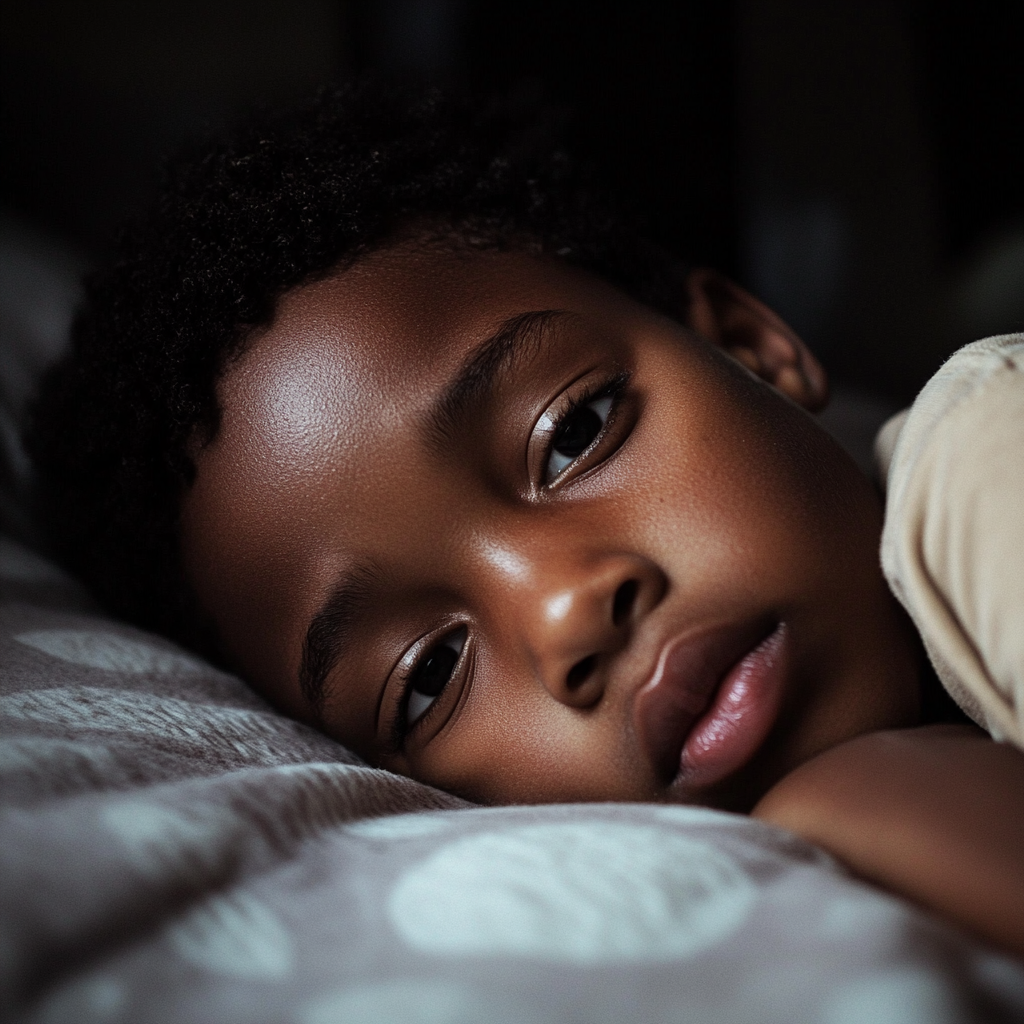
[29,85,922,811]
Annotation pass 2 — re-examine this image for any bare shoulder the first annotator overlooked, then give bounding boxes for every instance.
[753,724,1024,957]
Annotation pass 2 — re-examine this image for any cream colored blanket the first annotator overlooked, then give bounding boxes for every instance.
[877,333,1024,746]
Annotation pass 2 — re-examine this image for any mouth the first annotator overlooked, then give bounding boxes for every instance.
[633,617,790,794]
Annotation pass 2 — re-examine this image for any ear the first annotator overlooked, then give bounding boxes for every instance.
[684,267,829,412]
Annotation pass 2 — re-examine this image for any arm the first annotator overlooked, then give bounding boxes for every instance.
[753,724,1024,958]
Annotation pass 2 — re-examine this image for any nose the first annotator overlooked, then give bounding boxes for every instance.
[508,552,666,708]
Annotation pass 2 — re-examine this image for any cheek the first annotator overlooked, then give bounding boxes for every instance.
[410,680,654,805]
[621,355,881,620]
[682,362,870,532]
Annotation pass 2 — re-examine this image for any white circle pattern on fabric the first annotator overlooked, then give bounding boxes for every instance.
[347,812,457,840]
[166,891,294,980]
[389,822,756,964]
[820,892,904,940]
[2,687,299,761]
[34,974,124,1024]
[14,629,207,674]
[647,805,753,829]
[0,737,112,775]
[823,971,964,1024]
[302,980,517,1024]
[102,801,230,881]
[273,762,365,778]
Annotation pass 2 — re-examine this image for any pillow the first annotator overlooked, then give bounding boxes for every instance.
[3,533,1024,1024]
[879,334,1024,746]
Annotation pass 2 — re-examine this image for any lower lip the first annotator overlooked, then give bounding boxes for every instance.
[676,622,789,791]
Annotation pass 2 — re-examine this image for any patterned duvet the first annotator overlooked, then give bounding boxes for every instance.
[2,536,1023,1024]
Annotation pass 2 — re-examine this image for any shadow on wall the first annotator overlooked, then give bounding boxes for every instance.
[1,0,1021,408]
[0,0,345,250]
[737,0,1024,400]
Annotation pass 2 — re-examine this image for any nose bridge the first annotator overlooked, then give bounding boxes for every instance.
[477,523,623,629]
[470,516,657,705]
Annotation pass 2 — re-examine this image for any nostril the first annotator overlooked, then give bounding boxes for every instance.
[566,654,597,690]
[612,579,639,626]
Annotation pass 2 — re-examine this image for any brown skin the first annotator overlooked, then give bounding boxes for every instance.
[754,725,1024,958]
[180,244,1023,954]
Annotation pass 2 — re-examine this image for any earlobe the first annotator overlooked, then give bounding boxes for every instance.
[684,268,829,413]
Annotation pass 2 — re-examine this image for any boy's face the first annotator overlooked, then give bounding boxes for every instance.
[181,245,920,811]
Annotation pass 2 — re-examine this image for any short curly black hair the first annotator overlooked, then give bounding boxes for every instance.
[26,82,689,664]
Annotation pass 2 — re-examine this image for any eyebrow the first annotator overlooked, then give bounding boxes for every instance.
[424,309,572,455]
[299,560,384,719]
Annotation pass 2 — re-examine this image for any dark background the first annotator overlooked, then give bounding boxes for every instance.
[2,0,1022,402]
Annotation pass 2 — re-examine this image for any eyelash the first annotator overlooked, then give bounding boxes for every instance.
[389,627,468,751]
[543,371,631,485]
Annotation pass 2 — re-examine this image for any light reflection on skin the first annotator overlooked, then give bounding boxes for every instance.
[543,591,577,627]
[227,331,360,477]
[469,539,592,685]
[473,540,533,584]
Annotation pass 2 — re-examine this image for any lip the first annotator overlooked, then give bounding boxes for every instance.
[633,618,789,793]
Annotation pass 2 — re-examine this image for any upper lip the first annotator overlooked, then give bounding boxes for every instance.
[632,616,776,783]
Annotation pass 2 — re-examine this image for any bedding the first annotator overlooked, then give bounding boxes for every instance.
[877,333,1024,747]
[3,219,1024,1023]
[3,535,1024,1024]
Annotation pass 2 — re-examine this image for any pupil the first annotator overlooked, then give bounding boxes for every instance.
[413,645,458,696]
[554,406,602,458]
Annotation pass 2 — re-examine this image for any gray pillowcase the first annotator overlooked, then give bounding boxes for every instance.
[3,535,1024,1024]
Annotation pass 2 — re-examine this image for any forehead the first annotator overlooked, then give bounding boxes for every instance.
[204,246,628,505]
[181,246,642,695]
[221,245,621,446]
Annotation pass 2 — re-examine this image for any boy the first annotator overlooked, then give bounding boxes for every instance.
[27,85,1024,956]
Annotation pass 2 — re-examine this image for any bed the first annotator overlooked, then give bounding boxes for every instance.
[2,217,1023,1024]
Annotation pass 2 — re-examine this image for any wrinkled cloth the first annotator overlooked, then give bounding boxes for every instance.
[3,538,1023,1023]
[877,334,1024,746]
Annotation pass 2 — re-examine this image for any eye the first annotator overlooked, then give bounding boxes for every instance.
[405,628,466,726]
[546,393,614,481]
